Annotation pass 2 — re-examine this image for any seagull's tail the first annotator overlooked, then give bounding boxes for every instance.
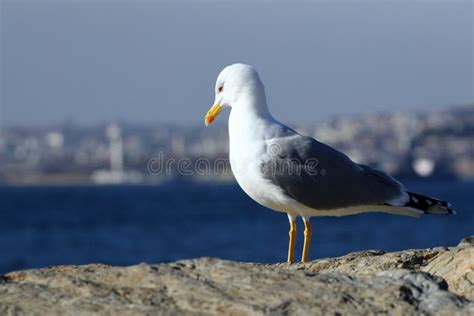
[402,192,456,215]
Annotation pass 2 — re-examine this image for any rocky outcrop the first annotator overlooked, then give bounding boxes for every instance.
[0,238,472,315]
[297,236,474,300]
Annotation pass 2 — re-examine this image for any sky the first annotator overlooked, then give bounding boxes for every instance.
[1,0,473,126]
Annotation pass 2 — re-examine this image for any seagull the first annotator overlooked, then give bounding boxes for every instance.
[204,63,455,263]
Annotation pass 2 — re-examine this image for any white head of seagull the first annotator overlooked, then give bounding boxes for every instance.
[205,64,270,126]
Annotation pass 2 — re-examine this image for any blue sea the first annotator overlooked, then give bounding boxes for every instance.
[0,180,472,274]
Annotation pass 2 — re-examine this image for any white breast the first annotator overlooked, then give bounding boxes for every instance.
[228,109,296,214]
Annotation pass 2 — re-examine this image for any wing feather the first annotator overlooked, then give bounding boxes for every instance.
[260,133,407,210]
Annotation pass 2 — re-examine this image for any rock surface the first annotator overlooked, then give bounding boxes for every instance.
[0,238,473,316]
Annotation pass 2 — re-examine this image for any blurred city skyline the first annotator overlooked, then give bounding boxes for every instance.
[1,105,472,185]
[1,0,473,127]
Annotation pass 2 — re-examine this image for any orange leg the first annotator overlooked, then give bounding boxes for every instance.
[301,218,312,262]
[287,216,297,263]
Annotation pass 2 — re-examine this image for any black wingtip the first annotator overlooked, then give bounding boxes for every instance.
[446,203,456,215]
[406,192,456,215]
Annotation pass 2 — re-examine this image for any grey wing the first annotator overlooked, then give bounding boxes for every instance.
[261,134,407,210]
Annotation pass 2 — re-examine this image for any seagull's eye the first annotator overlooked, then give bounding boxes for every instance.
[218,85,224,93]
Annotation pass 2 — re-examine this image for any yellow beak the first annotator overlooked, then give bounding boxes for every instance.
[204,101,223,126]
